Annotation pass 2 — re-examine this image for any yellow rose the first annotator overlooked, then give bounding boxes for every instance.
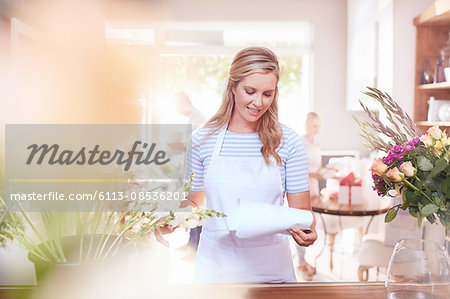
[435,140,444,156]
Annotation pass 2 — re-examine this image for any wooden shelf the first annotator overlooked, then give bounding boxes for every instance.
[417,81,450,90]
[414,1,450,131]
[416,121,450,127]
[414,0,450,25]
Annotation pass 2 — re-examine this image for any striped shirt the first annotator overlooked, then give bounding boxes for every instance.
[187,125,309,194]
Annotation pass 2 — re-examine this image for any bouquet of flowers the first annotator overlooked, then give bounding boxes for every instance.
[355,88,449,228]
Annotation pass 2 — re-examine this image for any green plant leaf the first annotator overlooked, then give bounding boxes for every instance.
[440,200,449,212]
[404,189,419,204]
[426,214,436,224]
[428,158,448,178]
[442,176,450,198]
[400,201,409,210]
[385,207,398,223]
[438,211,450,229]
[417,156,433,172]
[433,196,442,206]
[420,203,439,217]
[408,206,419,218]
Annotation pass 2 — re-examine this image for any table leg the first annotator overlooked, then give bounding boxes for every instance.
[329,232,336,272]
[365,215,375,235]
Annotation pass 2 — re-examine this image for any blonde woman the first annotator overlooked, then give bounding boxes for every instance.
[296,112,323,280]
[189,47,317,283]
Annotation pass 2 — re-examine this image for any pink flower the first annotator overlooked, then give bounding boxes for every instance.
[427,125,443,140]
[370,158,388,176]
[419,134,433,147]
[400,161,417,177]
[386,167,403,182]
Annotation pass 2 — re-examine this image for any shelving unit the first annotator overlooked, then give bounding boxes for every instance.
[414,0,450,133]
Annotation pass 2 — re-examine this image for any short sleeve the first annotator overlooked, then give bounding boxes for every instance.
[187,131,205,191]
[285,129,309,193]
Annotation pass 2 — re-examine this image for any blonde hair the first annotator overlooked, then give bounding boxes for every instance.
[203,46,283,165]
[305,112,321,127]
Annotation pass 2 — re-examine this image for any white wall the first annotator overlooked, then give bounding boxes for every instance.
[393,0,435,117]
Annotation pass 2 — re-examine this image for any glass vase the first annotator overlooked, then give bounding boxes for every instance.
[385,239,450,299]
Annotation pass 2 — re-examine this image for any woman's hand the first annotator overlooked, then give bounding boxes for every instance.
[286,191,318,247]
[154,223,178,247]
[309,172,322,180]
[288,225,317,247]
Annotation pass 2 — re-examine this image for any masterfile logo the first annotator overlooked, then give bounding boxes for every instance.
[5,124,192,212]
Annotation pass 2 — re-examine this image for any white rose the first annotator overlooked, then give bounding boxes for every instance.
[427,125,443,140]
[419,134,433,147]
[400,161,417,177]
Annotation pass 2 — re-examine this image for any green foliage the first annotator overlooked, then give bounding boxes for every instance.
[429,158,447,178]
[356,87,449,229]
[385,206,398,223]
[159,55,303,99]
[417,156,433,171]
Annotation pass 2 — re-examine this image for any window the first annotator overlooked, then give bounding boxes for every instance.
[105,21,313,133]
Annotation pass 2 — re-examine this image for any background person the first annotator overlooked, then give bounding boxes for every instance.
[173,91,206,131]
[172,91,207,259]
[296,111,323,280]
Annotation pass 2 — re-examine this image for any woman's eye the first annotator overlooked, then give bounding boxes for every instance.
[264,93,272,97]
[245,91,255,95]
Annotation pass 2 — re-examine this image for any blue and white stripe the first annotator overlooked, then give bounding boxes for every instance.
[186,124,309,194]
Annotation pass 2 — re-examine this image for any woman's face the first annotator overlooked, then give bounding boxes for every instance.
[306,118,322,136]
[231,72,277,126]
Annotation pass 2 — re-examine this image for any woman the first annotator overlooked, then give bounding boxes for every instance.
[296,112,323,280]
[189,46,317,283]
[303,112,323,200]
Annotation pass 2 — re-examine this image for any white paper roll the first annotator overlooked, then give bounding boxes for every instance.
[235,200,314,239]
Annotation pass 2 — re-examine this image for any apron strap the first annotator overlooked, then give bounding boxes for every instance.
[212,125,227,159]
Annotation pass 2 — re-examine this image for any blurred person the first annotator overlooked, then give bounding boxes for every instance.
[183,46,317,283]
[172,91,207,259]
[173,91,206,131]
[295,112,330,280]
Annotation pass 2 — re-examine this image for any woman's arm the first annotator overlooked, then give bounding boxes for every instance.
[286,191,317,247]
[179,190,205,208]
[190,191,205,208]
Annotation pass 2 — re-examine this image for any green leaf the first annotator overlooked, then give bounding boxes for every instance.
[440,200,449,212]
[404,189,419,204]
[417,156,433,172]
[425,178,439,192]
[400,201,409,210]
[442,176,450,198]
[433,196,442,206]
[438,211,450,229]
[426,214,436,224]
[429,158,448,178]
[385,207,398,223]
[408,206,419,218]
[420,203,439,217]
